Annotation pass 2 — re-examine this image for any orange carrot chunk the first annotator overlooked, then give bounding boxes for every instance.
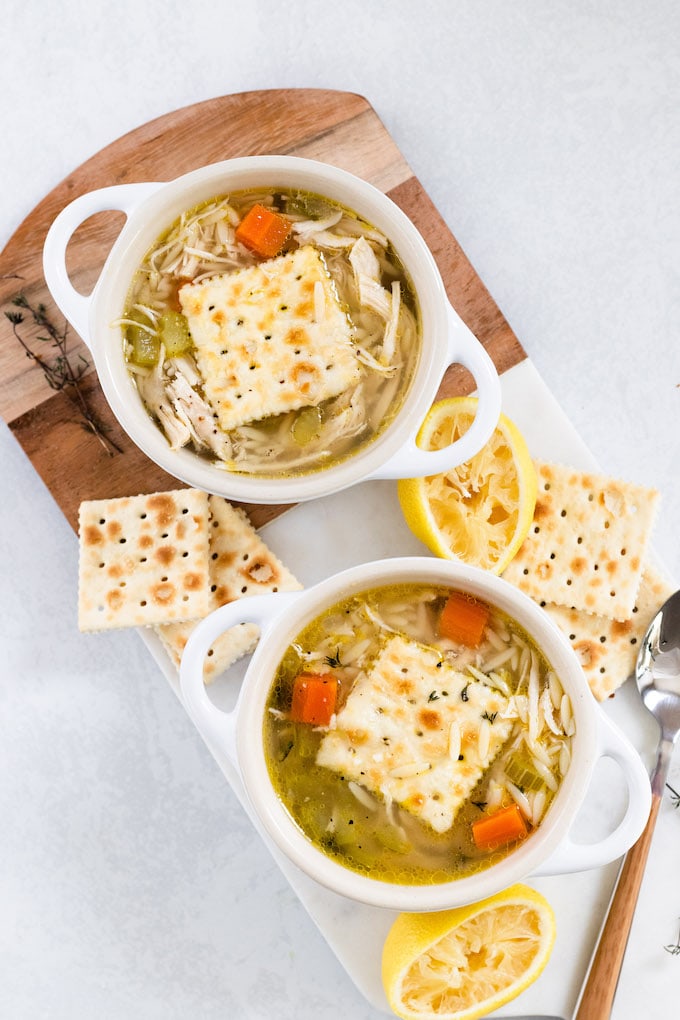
[472,804,528,851]
[439,592,490,647]
[234,203,292,259]
[290,673,338,727]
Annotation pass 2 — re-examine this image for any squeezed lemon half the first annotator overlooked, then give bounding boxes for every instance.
[381,884,556,1020]
[397,398,537,574]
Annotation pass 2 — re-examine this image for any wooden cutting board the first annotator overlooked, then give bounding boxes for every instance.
[0,88,526,531]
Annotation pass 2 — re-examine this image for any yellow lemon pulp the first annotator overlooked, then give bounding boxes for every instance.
[381,884,556,1020]
[397,398,537,574]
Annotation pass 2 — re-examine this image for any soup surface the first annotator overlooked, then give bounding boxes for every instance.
[121,189,420,477]
[264,584,575,885]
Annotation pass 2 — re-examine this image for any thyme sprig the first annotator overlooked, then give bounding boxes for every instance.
[4,293,121,456]
[664,920,680,956]
[666,783,680,808]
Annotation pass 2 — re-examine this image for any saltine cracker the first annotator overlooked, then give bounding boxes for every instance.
[78,490,210,631]
[316,634,512,833]
[541,564,675,700]
[179,246,360,431]
[503,461,659,621]
[156,497,302,680]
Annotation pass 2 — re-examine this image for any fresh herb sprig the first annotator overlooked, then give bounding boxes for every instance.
[664,920,680,956]
[4,293,121,456]
[661,790,680,954]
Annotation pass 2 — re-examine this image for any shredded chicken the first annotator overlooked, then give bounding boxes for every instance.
[349,236,381,282]
[156,404,192,449]
[136,349,191,450]
[165,366,232,460]
[357,276,391,318]
[349,238,395,339]
[291,210,344,236]
[293,229,357,250]
[382,281,401,364]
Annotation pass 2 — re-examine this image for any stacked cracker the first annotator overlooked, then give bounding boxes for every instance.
[78,488,301,681]
[502,461,674,700]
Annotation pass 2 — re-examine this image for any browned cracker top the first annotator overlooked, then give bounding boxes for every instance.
[78,489,211,631]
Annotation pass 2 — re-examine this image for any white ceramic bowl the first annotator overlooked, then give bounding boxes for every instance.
[179,556,651,911]
[42,156,501,504]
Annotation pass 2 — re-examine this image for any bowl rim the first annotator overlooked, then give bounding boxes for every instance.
[233,556,598,911]
[87,155,455,502]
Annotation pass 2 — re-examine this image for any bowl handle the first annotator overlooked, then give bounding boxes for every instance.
[42,182,164,347]
[179,591,305,771]
[532,708,652,876]
[368,302,502,480]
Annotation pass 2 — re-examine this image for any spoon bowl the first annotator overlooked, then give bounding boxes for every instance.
[636,594,680,748]
[575,586,680,1020]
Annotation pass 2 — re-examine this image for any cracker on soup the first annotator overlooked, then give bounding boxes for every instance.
[264,583,575,886]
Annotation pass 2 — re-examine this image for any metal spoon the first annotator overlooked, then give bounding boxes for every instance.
[573,588,680,1020]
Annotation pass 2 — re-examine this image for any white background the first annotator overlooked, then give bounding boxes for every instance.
[1,2,679,1018]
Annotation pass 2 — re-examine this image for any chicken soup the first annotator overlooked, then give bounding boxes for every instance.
[264,584,575,885]
[121,190,420,477]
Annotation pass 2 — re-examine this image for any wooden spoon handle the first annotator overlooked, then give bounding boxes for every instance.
[573,793,661,1020]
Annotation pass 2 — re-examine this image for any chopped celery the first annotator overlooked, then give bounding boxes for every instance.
[125,309,160,367]
[291,406,322,445]
[159,310,192,356]
[291,725,320,762]
[504,754,546,792]
[285,192,335,220]
[128,327,160,366]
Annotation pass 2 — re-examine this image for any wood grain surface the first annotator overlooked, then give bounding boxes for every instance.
[0,88,526,531]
